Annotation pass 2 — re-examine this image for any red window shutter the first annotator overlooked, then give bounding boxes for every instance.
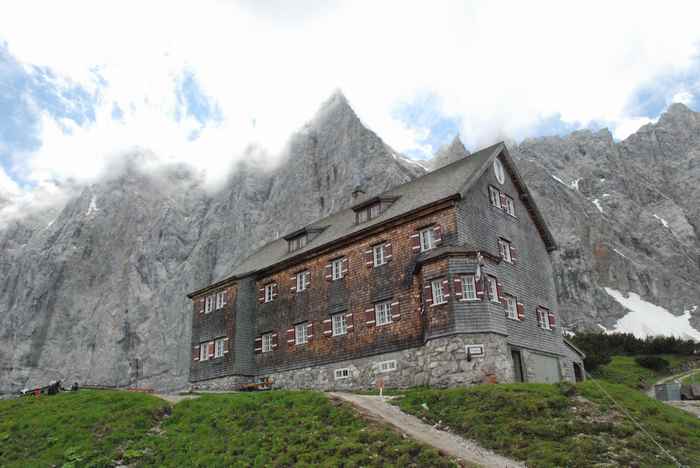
[384,242,393,262]
[307,322,314,341]
[254,337,263,354]
[325,263,333,281]
[548,310,556,329]
[223,338,229,354]
[516,302,525,321]
[424,283,434,305]
[410,232,421,252]
[496,281,505,305]
[365,307,376,326]
[341,257,349,277]
[272,283,278,299]
[258,287,265,304]
[510,246,518,263]
[198,298,204,314]
[272,333,279,349]
[323,318,333,337]
[286,327,295,348]
[364,248,374,269]
[433,225,443,244]
[390,301,401,321]
[475,277,485,300]
[442,279,451,300]
[346,313,354,332]
[453,277,463,298]
[193,345,200,361]
[208,342,214,358]
[290,275,297,293]
[499,192,507,208]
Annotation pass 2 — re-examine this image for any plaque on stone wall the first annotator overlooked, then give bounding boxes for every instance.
[465,345,484,357]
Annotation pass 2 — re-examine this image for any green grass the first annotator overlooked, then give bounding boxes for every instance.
[0,390,457,468]
[593,355,693,389]
[0,390,170,468]
[681,371,700,384]
[395,381,700,468]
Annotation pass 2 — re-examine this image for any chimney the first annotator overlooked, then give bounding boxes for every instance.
[351,185,366,200]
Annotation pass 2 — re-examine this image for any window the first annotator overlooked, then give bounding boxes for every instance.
[264,283,276,303]
[262,333,273,353]
[214,338,226,358]
[199,342,210,361]
[499,238,513,263]
[493,158,505,184]
[373,244,386,267]
[503,195,515,216]
[296,270,310,292]
[205,295,214,314]
[487,275,499,303]
[356,202,381,224]
[332,258,343,280]
[295,322,308,345]
[431,279,446,305]
[332,313,347,336]
[461,275,477,301]
[334,368,350,380]
[505,295,518,320]
[537,307,553,330]
[376,360,397,373]
[419,227,435,252]
[375,301,392,326]
[288,234,307,252]
[215,291,226,310]
[489,186,501,208]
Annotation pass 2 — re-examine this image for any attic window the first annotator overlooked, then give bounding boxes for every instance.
[288,234,307,252]
[356,202,381,223]
[352,196,399,224]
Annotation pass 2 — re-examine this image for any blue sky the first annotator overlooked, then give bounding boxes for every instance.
[1,1,700,218]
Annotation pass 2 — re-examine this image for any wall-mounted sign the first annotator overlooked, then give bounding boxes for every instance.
[465,345,485,357]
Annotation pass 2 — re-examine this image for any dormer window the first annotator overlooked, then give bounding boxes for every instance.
[288,234,307,252]
[356,202,380,223]
[352,196,399,225]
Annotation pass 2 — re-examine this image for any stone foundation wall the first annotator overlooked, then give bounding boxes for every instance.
[262,333,514,391]
[191,374,252,391]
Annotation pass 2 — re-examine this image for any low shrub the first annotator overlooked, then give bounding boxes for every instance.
[635,356,670,372]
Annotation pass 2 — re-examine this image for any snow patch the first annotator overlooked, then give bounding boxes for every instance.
[612,248,629,260]
[602,193,610,198]
[592,199,604,213]
[570,178,581,190]
[598,323,611,333]
[86,195,99,216]
[653,214,669,228]
[604,287,700,340]
[551,175,567,186]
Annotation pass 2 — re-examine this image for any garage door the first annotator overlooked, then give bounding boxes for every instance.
[530,354,561,383]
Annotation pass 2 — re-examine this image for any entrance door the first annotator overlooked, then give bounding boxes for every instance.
[531,354,561,383]
[511,350,524,382]
[573,363,583,382]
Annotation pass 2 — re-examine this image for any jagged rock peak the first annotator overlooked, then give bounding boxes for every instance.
[429,135,470,171]
[309,89,358,128]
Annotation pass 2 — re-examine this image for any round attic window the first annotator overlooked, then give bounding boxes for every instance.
[493,158,505,184]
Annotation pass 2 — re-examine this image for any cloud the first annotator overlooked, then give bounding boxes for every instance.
[1,0,700,221]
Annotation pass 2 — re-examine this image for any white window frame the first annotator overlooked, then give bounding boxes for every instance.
[373,244,386,267]
[376,360,397,373]
[461,275,477,301]
[431,279,446,305]
[369,203,380,219]
[214,338,225,358]
[334,368,350,380]
[487,275,499,303]
[503,195,515,216]
[199,342,210,361]
[505,295,518,320]
[419,227,434,252]
[499,239,512,263]
[264,283,275,303]
[296,270,310,292]
[215,291,226,310]
[375,301,392,326]
[331,258,343,280]
[205,295,214,314]
[538,308,552,330]
[489,186,501,208]
[262,333,273,353]
[289,234,307,252]
[295,322,308,345]
[332,313,347,336]
[494,158,505,184]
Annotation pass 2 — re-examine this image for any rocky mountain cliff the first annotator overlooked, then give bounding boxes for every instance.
[1,94,698,393]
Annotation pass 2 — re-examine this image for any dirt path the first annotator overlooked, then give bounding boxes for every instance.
[153,393,200,404]
[329,392,524,468]
[646,369,700,397]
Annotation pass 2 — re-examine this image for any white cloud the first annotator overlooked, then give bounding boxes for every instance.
[1,0,700,218]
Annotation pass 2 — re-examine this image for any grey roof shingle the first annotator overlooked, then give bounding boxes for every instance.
[229,142,504,277]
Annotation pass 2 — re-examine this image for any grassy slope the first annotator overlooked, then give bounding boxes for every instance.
[0,390,456,468]
[0,390,169,468]
[395,381,700,468]
[681,371,700,384]
[593,355,692,389]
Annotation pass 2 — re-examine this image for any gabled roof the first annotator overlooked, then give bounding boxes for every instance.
[187,142,557,298]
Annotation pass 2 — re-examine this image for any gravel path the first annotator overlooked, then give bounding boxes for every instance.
[153,393,200,404]
[329,392,524,468]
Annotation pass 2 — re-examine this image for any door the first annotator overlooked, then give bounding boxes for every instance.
[573,362,583,382]
[511,350,524,382]
[531,354,561,383]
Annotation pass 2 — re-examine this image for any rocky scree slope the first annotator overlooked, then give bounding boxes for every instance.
[1,95,699,393]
